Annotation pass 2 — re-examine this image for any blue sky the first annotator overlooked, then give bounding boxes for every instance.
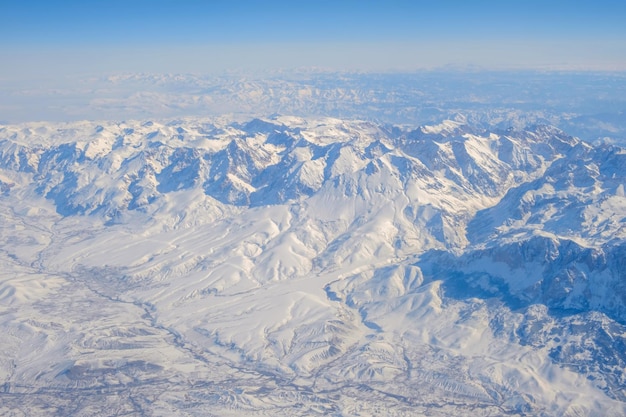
[2,0,626,77]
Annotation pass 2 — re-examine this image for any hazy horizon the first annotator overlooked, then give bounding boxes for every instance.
[2,1,626,79]
[2,1,626,125]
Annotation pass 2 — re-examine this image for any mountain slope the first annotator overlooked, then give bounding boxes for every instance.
[0,116,624,416]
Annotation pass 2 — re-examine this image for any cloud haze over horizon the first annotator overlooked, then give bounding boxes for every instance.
[2,0,626,78]
[2,1,626,123]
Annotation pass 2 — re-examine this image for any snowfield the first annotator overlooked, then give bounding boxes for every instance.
[0,116,625,416]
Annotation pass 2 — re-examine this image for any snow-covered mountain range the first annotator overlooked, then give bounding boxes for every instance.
[3,71,626,146]
[0,116,625,416]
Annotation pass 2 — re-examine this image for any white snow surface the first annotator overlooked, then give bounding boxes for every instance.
[0,116,625,416]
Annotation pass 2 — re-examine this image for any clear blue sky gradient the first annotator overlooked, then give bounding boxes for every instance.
[1,1,626,75]
[3,1,626,44]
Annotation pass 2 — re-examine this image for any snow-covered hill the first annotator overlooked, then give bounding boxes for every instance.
[0,116,624,416]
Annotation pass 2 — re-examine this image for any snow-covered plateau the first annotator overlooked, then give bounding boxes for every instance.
[0,116,625,416]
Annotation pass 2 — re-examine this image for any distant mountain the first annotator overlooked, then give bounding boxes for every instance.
[4,71,626,145]
[0,116,624,416]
